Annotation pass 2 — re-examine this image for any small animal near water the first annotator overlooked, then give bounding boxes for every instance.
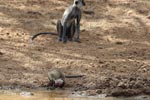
[47,69,84,89]
[31,0,86,43]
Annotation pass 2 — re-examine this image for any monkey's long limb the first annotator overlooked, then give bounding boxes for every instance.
[31,32,57,40]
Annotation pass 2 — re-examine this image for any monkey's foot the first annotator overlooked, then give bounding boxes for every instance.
[68,38,73,41]
[62,38,67,43]
[47,86,55,90]
[74,39,81,43]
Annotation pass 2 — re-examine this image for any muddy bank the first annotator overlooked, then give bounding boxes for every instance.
[0,89,150,100]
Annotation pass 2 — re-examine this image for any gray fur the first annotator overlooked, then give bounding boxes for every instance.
[60,0,85,42]
[31,0,85,43]
[47,69,85,89]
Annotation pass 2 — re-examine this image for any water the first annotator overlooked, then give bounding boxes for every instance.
[0,90,149,100]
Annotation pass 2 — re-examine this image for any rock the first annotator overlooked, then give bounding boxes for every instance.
[103,88,111,96]
[117,82,127,89]
[109,80,118,88]
[147,16,150,19]
[128,83,134,88]
[137,8,149,15]
[133,81,144,88]
[111,88,123,96]
[111,88,142,97]
[129,77,136,81]
[20,91,34,96]
[87,91,97,96]
[96,89,102,94]
[136,77,143,81]
[144,88,150,94]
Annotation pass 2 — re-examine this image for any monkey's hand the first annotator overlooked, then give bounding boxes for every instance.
[47,81,55,90]
[48,86,55,90]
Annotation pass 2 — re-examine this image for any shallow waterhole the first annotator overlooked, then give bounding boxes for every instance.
[0,90,149,100]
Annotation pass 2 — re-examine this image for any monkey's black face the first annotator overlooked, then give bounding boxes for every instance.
[74,0,86,7]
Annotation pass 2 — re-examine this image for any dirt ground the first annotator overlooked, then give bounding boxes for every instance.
[0,0,150,97]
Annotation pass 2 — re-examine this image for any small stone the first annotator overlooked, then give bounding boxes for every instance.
[87,90,97,96]
[111,88,127,96]
[129,77,136,81]
[103,88,111,95]
[115,41,123,45]
[133,81,143,88]
[0,52,3,55]
[96,89,102,94]
[147,16,150,19]
[20,91,34,96]
[117,82,126,89]
[98,94,107,98]
[129,80,135,88]
[138,8,149,15]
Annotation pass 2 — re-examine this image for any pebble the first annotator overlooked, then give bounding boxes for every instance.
[20,91,34,96]
[117,82,127,89]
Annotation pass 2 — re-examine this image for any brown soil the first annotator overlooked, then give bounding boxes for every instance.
[0,0,150,97]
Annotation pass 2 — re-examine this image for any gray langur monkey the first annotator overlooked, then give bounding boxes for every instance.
[47,69,84,89]
[31,0,86,43]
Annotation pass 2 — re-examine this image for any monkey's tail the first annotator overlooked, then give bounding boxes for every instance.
[31,32,58,40]
[65,75,85,78]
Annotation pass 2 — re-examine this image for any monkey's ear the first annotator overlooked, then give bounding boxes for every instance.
[75,1,78,5]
